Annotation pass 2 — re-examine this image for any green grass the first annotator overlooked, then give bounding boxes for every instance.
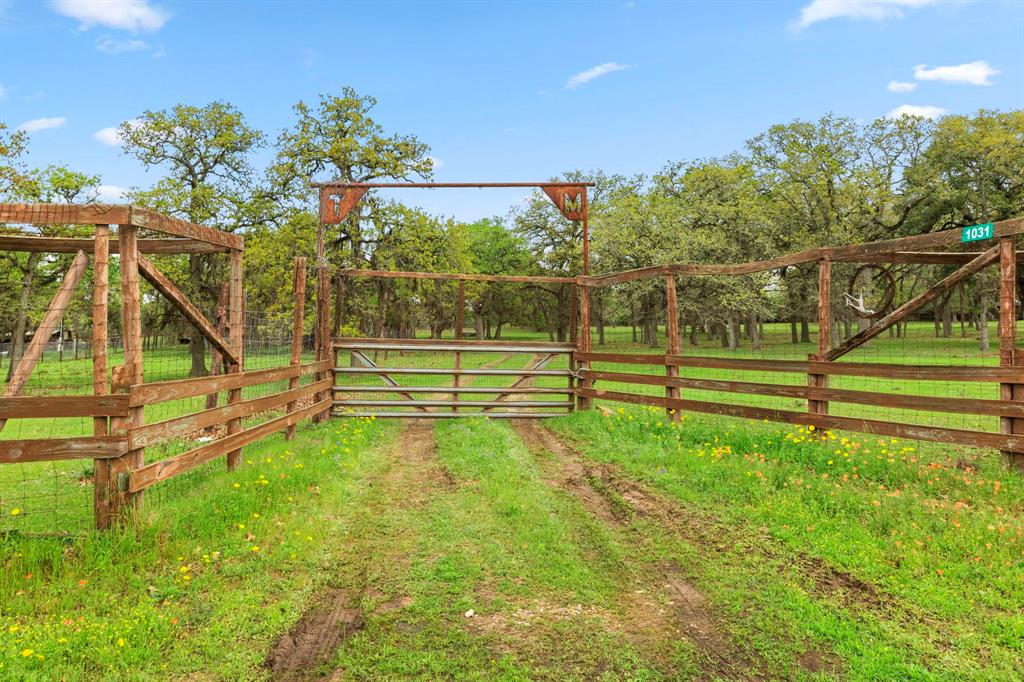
[550,406,1024,680]
[1,405,1022,679]
[0,415,395,680]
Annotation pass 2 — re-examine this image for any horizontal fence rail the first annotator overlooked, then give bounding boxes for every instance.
[575,341,1024,454]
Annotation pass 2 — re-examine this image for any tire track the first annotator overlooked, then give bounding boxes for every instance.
[265,419,451,680]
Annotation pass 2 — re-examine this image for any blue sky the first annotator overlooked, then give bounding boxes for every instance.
[1,0,1021,221]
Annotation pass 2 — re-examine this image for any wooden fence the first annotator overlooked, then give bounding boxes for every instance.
[574,219,1024,471]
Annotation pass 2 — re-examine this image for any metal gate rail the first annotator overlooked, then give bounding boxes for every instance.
[331,338,575,418]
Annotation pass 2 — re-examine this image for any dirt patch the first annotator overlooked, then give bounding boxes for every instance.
[522,421,896,620]
[513,420,763,679]
[266,420,453,680]
[264,588,363,680]
[389,419,454,496]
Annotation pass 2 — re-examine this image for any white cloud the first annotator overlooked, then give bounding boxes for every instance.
[566,62,632,90]
[96,37,149,54]
[51,0,169,32]
[794,0,938,30]
[886,104,946,120]
[914,60,998,85]
[887,80,916,92]
[93,126,121,146]
[96,184,128,203]
[16,117,67,133]
[93,118,140,146]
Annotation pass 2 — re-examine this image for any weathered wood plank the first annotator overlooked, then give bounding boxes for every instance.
[0,235,227,254]
[998,237,1024,470]
[138,255,240,365]
[668,355,809,373]
[129,361,328,406]
[92,225,111,530]
[809,360,1020,382]
[0,395,128,419]
[575,388,1024,452]
[574,352,666,365]
[129,379,331,449]
[579,369,1024,418]
[0,203,129,226]
[0,437,127,463]
[128,399,328,493]
[128,206,242,249]
[342,268,577,284]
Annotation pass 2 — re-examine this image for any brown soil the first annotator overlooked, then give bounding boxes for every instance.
[511,419,853,680]
[265,419,444,680]
[264,588,363,679]
[512,420,764,680]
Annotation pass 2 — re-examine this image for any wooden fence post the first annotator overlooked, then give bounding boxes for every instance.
[315,264,331,423]
[286,257,307,440]
[110,224,144,523]
[569,284,578,346]
[809,257,831,417]
[665,274,681,422]
[226,248,244,470]
[577,283,592,410]
[998,237,1024,470]
[91,225,111,529]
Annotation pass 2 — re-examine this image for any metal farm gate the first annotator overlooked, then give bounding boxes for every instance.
[331,338,575,418]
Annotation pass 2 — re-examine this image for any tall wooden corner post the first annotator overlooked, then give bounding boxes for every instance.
[286,257,308,440]
[315,199,333,424]
[103,224,144,527]
[808,257,831,418]
[226,248,245,469]
[91,225,112,528]
[665,274,681,422]
[998,236,1024,471]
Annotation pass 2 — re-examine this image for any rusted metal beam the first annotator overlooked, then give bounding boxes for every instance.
[312,182,596,188]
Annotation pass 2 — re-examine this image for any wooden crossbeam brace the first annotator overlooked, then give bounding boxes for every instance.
[826,245,1000,361]
[137,254,240,365]
[348,350,429,412]
[0,250,90,432]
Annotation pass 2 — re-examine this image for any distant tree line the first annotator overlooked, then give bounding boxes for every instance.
[2,90,1022,378]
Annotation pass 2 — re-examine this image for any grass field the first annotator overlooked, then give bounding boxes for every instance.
[1,320,1014,534]
[0,406,1021,680]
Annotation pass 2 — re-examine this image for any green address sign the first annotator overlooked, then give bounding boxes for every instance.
[961,222,994,243]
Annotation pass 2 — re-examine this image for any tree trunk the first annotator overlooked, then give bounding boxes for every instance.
[800,319,811,344]
[749,313,761,351]
[790,319,798,344]
[727,317,739,350]
[474,310,485,340]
